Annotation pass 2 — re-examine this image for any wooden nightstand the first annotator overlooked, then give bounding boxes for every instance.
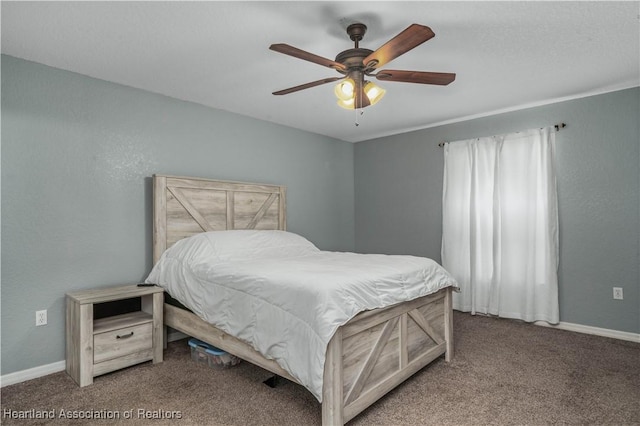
[66,284,164,387]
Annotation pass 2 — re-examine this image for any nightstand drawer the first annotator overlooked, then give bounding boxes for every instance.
[94,322,152,364]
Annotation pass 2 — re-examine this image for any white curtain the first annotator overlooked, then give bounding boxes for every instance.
[441,127,559,323]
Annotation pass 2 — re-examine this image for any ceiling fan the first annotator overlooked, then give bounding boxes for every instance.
[269,23,456,109]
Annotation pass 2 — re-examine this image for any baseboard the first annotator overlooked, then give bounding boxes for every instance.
[0,360,66,388]
[2,321,636,388]
[534,320,640,343]
[1,330,190,388]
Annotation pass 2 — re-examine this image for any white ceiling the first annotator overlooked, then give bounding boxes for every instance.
[2,1,639,143]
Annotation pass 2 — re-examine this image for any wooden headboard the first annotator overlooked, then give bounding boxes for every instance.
[152,175,286,263]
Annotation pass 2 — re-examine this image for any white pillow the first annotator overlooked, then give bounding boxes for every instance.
[162,230,319,266]
[203,230,319,262]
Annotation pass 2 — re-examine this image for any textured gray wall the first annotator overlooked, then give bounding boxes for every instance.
[1,55,354,375]
[355,87,639,334]
[2,53,638,378]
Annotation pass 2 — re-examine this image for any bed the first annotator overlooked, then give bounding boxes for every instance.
[149,174,456,425]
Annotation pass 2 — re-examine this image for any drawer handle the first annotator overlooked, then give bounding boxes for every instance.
[116,331,134,339]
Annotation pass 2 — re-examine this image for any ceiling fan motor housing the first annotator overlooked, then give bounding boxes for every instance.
[335,23,375,73]
[335,48,374,71]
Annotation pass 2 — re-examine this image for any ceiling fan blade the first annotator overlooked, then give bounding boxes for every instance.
[270,44,347,72]
[375,70,456,85]
[273,77,342,95]
[363,24,435,70]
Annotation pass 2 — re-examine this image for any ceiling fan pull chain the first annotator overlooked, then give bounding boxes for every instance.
[355,108,364,127]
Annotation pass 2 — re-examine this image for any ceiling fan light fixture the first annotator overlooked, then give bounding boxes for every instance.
[335,80,386,109]
[336,97,355,109]
[364,81,386,105]
[334,78,355,101]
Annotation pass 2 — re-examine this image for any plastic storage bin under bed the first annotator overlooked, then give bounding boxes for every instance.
[188,338,241,369]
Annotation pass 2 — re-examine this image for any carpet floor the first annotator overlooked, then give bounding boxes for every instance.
[2,312,639,425]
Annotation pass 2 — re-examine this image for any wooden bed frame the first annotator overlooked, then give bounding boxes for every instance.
[152,174,454,425]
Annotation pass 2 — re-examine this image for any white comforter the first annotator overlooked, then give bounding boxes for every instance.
[146,230,457,401]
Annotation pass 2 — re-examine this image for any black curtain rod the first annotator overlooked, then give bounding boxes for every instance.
[438,122,567,147]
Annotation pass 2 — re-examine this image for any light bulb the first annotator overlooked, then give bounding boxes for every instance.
[364,81,386,105]
[334,79,355,101]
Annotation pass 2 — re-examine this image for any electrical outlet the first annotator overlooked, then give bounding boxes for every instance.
[613,287,624,300]
[35,310,47,326]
